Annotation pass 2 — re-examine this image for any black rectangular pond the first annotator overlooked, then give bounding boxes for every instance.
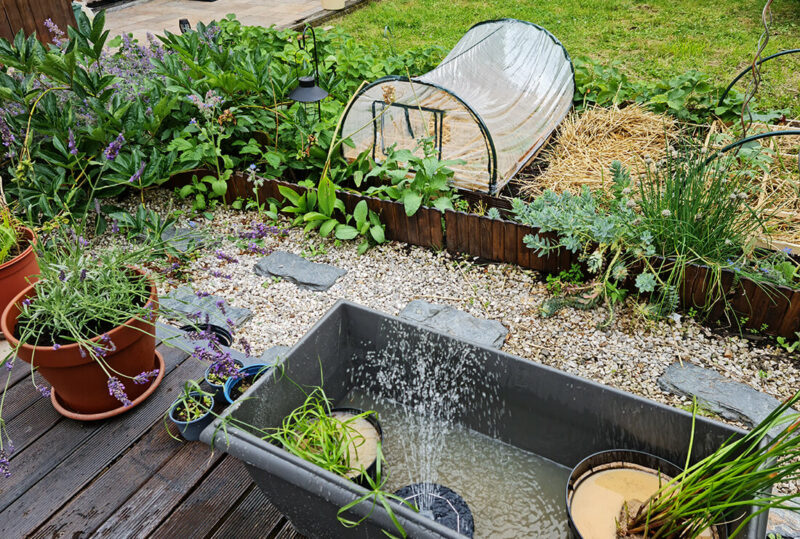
[200,300,767,538]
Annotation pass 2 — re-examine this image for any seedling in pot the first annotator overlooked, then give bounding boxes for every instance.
[166,381,215,442]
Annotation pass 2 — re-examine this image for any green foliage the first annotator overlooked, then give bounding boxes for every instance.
[279,178,386,254]
[0,206,21,264]
[545,264,584,296]
[776,333,800,353]
[573,57,749,123]
[365,138,461,216]
[511,148,784,324]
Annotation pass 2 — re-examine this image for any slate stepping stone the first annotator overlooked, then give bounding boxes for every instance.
[658,362,798,432]
[254,251,346,292]
[768,502,800,538]
[161,286,252,329]
[398,299,508,349]
[161,225,208,254]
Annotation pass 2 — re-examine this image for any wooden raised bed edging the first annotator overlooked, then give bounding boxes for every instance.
[165,169,800,339]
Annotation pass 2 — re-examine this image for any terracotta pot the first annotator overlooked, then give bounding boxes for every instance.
[0,227,39,318]
[0,268,159,414]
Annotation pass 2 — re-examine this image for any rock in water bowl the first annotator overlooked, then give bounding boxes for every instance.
[200,300,767,538]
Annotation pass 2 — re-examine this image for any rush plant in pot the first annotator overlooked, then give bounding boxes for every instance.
[624,392,800,538]
[0,223,168,474]
[266,386,381,480]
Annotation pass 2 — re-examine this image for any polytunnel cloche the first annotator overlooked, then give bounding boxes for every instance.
[340,18,575,194]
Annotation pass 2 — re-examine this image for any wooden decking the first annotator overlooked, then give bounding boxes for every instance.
[0,339,304,538]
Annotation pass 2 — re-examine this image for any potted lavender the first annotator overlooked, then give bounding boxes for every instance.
[0,226,167,425]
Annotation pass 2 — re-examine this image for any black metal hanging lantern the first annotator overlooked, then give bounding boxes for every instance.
[288,25,328,119]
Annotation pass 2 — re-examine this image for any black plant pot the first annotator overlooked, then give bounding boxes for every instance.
[168,392,214,441]
[179,323,233,346]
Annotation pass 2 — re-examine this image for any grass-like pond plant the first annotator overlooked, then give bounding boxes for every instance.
[622,391,800,538]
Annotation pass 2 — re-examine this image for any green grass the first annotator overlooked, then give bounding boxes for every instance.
[333,0,800,115]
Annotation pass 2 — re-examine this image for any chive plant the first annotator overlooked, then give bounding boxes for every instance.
[626,391,800,538]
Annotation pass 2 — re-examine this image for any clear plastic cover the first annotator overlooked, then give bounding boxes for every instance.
[341,19,574,194]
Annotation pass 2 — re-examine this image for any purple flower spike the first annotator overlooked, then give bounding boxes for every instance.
[21,298,32,308]
[104,133,125,161]
[215,299,227,315]
[0,449,10,478]
[128,161,146,184]
[67,129,77,155]
[37,385,51,398]
[52,343,61,351]
[4,357,13,370]
[111,220,120,234]
[59,270,67,282]
[215,250,238,264]
[132,369,159,385]
[107,377,132,407]
[239,337,252,357]
[79,269,87,281]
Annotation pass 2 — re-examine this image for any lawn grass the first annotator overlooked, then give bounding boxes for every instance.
[333,0,800,116]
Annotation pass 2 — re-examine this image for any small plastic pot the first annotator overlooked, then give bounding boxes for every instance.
[204,360,244,402]
[329,407,383,486]
[179,323,233,346]
[168,392,214,441]
[223,364,269,404]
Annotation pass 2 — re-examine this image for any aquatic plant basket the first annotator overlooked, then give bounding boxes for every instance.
[200,300,767,538]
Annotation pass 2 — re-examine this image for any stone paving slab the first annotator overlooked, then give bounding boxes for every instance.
[398,300,508,349]
[103,0,324,42]
[254,251,346,291]
[161,285,252,328]
[658,362,798,431]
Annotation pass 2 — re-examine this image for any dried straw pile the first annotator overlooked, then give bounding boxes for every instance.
[519,105,679,197]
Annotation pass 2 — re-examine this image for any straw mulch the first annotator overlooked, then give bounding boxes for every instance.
[711,120,800,249]
[519,105,679,197]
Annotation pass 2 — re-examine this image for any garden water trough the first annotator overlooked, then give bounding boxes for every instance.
[200,300,768,538]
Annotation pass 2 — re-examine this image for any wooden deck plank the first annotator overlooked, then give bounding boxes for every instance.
[0,346,196,538]
[29,423,186,539]
[209,486,287,539]
[2,397,61,458]
[92,441,223,537]
[149,455,254,538]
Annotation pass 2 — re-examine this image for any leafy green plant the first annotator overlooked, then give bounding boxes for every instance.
[106,204,180,249]
[280,177,386,254]
[365,139,461,216]
[545,264,585,296]
[624,392,800,538]
[776,333,800,353]
[0,206,21,264]
[266,387,377,478]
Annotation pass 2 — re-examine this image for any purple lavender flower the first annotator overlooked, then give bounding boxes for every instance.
[107,377,132,407]
[37,384,51,398]
[195,290,211,298]
[59,270,67,282]
[215,299,227,315]
[52,343,61,351]
[239,337,252,357]
[215,250,238,264]
[209,269,232,279]
[0,449,10,478]
[4,357,13,370]
[21,298,32,308]
[67,129,77,155]
[133,369,159,385]
[44,18,65,48]
[111,220,120,234]
[79,269,87,281]
[104,133,125,160]
[128,161,146,184]
[225,318,235,330]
